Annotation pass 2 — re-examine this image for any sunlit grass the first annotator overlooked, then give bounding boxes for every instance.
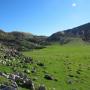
[23,42,90,90]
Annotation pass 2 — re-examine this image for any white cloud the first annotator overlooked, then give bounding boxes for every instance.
[72,3,77,7]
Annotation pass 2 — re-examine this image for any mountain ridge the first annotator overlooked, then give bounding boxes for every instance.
[0,22,90,50]
[47,22,90,44]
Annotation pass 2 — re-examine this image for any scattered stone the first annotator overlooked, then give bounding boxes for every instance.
[11,81,18,88]
[23,79,35,90]
[0,84,18,90]
[0,45,49,90]
[68,74,74,77]
[31,67,36,73]
[0,72,3,76]
[38,85,46,90]
[24,69,30,74]
[24,57,33,63]
[67,79,73,84]
[37,62,45,67]
[44,74,53,80]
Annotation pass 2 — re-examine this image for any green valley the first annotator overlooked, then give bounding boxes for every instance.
[23,42,90,90]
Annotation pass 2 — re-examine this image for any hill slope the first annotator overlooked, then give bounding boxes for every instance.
[0,22,90,49]
[0,30,48,51]
[47,23,90,44]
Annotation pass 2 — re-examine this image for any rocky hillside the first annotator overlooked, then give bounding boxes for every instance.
[0,44,53,90]
[0,30,48,51]
[47,23,90,44]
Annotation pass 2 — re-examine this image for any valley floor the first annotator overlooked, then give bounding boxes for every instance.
[23,43,90,90]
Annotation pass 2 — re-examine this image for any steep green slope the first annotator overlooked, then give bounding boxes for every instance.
[23,42,90,90]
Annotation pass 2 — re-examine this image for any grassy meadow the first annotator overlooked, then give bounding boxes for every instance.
[23,42,90,90]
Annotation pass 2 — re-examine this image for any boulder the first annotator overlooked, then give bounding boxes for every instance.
[24,57,33,63]
[0,84,18,90]
[23,79,35,90]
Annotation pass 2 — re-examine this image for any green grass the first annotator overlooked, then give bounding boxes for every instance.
[0,64,13,73]
[23,42,90,90]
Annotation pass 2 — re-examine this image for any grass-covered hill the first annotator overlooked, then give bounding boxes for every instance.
[0,30,48,51]
[47,23,90,44]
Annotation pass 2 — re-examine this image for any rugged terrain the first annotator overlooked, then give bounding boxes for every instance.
[0,23,90,90]
[0,44,48,90]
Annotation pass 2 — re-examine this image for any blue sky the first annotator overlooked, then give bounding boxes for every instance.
[0,0,90,36]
